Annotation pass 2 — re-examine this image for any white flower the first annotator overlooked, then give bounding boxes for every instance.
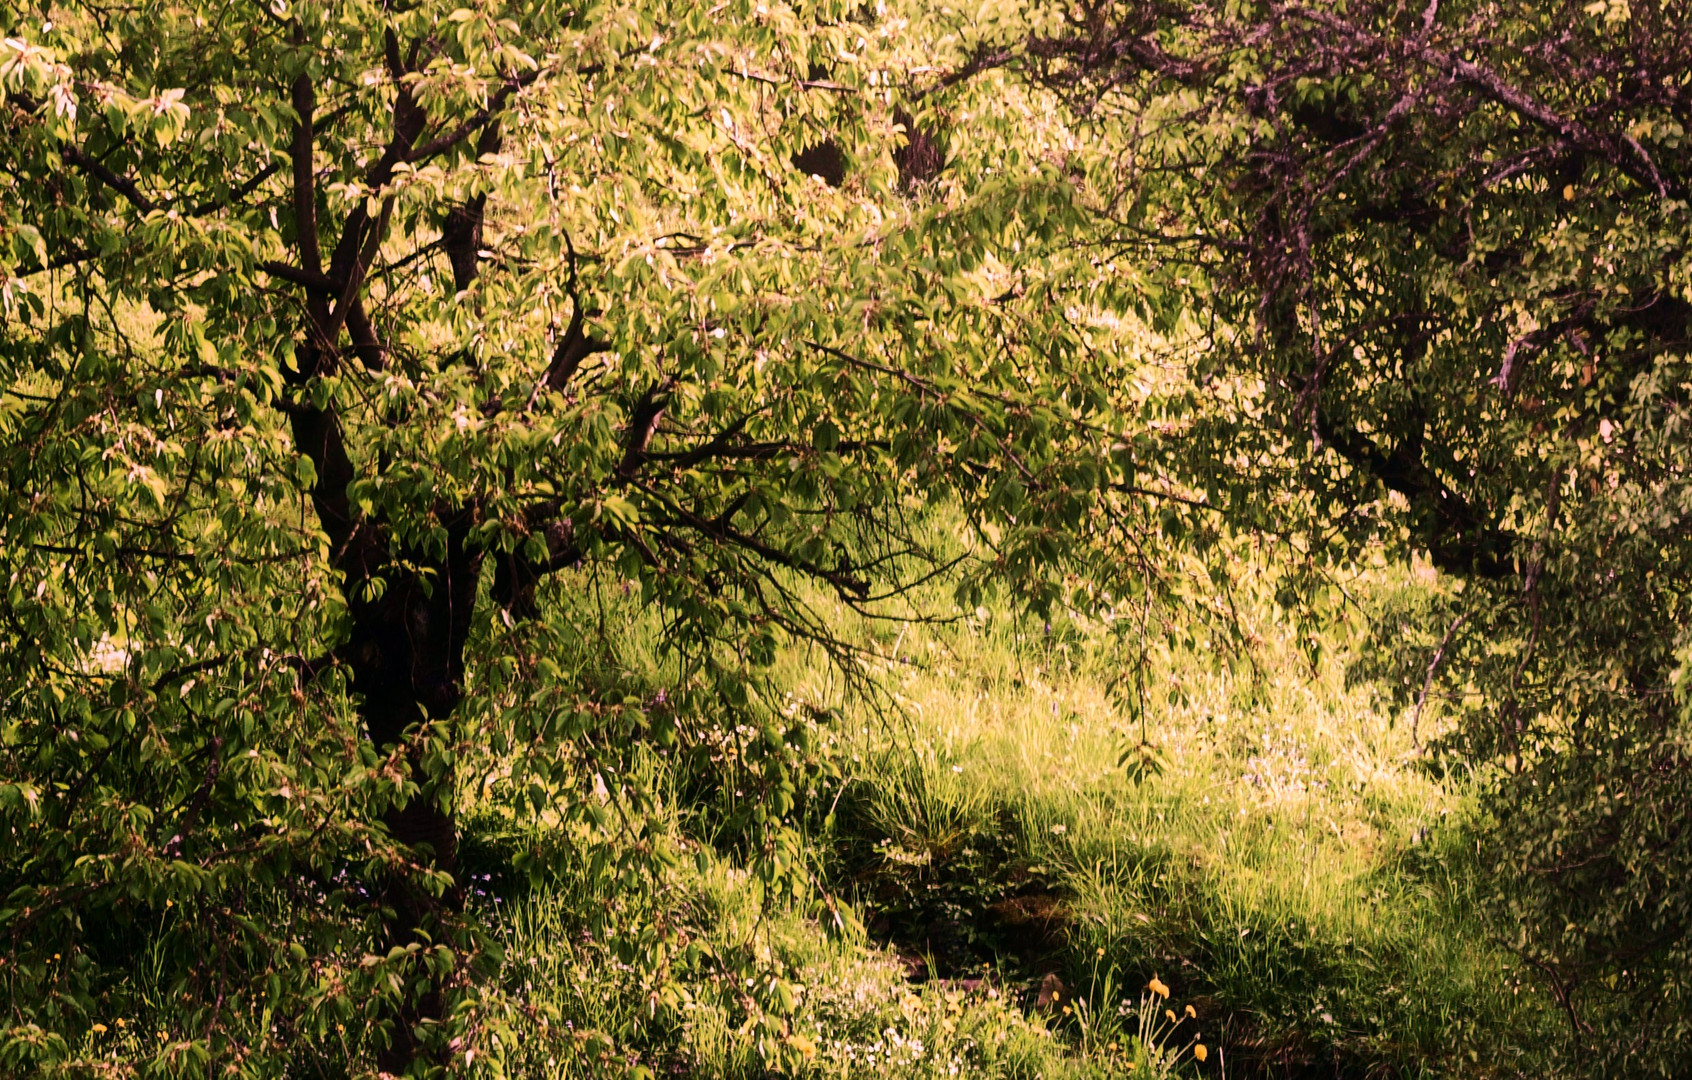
[49,82,77,120]
[149,87,185,116]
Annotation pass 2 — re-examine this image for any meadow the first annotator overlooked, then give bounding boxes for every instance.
[447,559,1557,1079]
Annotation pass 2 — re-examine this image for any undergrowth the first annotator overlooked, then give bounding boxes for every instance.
[454,564,1560,1078]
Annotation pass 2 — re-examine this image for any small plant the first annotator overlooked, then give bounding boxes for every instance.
[1118,983,1207,1079]
[1060,951,1206,1079]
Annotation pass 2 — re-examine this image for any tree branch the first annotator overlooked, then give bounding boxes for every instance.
[60,144,156,213]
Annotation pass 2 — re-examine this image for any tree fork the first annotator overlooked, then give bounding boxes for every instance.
[283,35,502,1065]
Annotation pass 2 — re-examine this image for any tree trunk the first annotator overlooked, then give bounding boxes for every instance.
[338,521,482,1072]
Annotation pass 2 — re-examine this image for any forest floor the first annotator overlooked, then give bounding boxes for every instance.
[462,574,1555,1078]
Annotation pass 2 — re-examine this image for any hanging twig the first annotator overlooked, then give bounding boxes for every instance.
[1411,613,1466,751]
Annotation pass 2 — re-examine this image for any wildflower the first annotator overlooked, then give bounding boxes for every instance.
[1185,1004,1197,1018]
[1147,976,1170,999]
[1165,1009,1177,1023]
[115,1019,127,1029]
[788,1034,817,1060]
[1096,947,1106,957]
[91,1024,107,1034]
[1194,1043,1209,1062]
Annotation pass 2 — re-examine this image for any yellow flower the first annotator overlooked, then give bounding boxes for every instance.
[1194,1043,1209,1062]
[787,1034,817,1060]
[1147,976,1170,999]
[1062,1005,1072,1015]
[114,1018,127,1029]
[1165,1009,1178,1023]
[1563,184,1576,201]
[1185,1004,1197,1019]
[91,1023,107,1034]
[1096,947,1106,957]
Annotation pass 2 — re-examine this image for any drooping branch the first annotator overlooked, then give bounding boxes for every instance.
[1283,4,1680,199]
[639,486,870,601]
[1313,412,1516,579]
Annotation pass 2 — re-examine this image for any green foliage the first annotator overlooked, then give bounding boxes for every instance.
[0,0,1131,1072]
[7,0,1692,1074]
[965,0,1692,1070]
[823,582,1546,1077]
[443,556,1548,1079]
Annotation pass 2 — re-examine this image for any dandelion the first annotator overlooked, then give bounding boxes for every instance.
[1194,1043,1209,1062]
[788,1034,817,1060]
[1147,975,1170,998]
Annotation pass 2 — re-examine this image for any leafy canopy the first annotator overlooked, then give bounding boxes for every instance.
[0,0,1141,1072]
[986,0,1692,1070]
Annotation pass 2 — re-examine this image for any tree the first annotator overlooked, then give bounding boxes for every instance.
[975,0,1692,1071]
[0,1,1116,1071]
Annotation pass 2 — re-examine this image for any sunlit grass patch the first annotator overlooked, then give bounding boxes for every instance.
[464,550,1557,1078]
[817,581,1553,1076]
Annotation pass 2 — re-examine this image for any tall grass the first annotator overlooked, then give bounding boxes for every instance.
[794,574,1555,1075]
[464,553,1558,1077]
